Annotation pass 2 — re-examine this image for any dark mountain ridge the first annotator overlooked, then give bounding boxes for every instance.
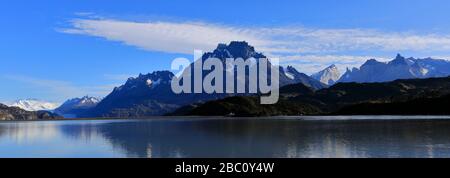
[333,94,450,115]
[171,76,450,116]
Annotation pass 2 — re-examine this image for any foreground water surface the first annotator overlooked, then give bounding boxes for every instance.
[2,116,450,158]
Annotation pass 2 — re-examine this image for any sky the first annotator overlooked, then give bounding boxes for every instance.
[2,0,450,104]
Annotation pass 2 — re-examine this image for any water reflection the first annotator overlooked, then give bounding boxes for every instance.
[0,122,59,143]
[2,118,450,158]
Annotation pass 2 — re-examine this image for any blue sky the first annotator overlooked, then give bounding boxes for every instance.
[2,0,450,103]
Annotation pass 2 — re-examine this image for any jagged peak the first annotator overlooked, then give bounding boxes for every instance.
[286,65,300,74]
[395,53,405,60]
[129,71,174,81]
[121,70,174,90]
[328,64,337,68]
[322,64,338,71]
[204,41,265,60]
[312,64,339,75]
[216,43,227,49]
[81,95,93,99]
[310,64,341,85]
[228,41,255,52]
[389,53,409,65]
[362,59,383,67]
[64,95,99,103]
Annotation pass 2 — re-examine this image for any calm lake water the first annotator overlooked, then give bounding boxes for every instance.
[2,116,450,158]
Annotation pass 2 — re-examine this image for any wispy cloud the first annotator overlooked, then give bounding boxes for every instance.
[59,16,450,73]
[60,19,267,54]
[61,17,450,54]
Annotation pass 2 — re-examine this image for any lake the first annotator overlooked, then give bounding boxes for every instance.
[2,116,450,158]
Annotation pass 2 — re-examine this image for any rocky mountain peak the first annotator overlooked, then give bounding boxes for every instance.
[54,96,101,118]
[362,59,383,67]
[389,53,409,65]
[337,54,450,83]
[125,71,174,87]
[311,64,341,85]
[86,42,326,118]
[58,96,100,108]
[204,41,266,60]
[286,65,299,73]
[80,96,100,104]
[396,53,405,59]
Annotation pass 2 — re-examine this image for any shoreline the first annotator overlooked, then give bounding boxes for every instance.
[0,115,226,123]
[2,115,450,123]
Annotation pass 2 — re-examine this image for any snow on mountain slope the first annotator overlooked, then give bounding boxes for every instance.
[311,64,341,85]
[338,54,450,83]
[8,99,59,111]
[53,96,101,118]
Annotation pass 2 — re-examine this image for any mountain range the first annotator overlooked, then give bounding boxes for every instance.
[82,41,325,118]
[172,76,450,116]
[54,96,101,118]
[0,103,62,120]
[4,42,450,119]
[7,99,59,111]
[58,44,450,118]
[338,54,450,83]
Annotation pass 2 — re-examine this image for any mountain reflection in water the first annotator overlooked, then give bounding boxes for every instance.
[1,117,450,158]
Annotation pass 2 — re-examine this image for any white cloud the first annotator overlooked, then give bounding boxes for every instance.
[61,17,450,55]
[60,17,450,74]
[61,19,267,54]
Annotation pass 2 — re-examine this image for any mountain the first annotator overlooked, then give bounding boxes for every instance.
[199,41,325,89]
[338,54,450,83]
[170,83,321,116]
[171,95,322,117]
[310,64,341,85]
[312,76,450,110]
[86,71,183,117]
[85,41,323,118]
[0,103,62,121]
[283,66,328,89]
[171,76,450,116]
[54,96,101,118]
[7,99,59,111]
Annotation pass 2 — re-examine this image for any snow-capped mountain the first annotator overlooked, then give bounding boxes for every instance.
[201,41,325,89]
[338,54,450,83]
[1,103,62,121]
[86,41,325,118]
[87,71,180,117]
[311,64,341,85]
[54,96,101,118]
[283,66,327,89]
[8,99,59,111]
